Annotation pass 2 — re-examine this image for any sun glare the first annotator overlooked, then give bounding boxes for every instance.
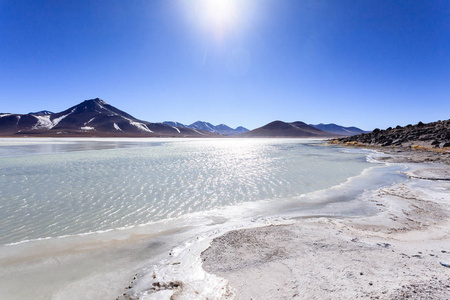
[184,0,254,42]
[204,0,238,26]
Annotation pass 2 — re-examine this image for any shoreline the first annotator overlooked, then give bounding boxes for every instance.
[115,146,450,299]
[198,147,450,299]
[328,141,450,165]
[2,140,449,299]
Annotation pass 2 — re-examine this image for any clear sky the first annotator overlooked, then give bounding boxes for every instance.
[1,0,449,130]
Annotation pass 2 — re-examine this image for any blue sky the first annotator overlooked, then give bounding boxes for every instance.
[1,0,449,130]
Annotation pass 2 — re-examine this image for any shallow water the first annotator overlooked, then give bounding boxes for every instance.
[0,138,375,246]
[0,138,407,299]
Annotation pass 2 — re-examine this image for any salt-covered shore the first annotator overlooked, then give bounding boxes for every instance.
[200,151,450,299]
[116,148,450,299]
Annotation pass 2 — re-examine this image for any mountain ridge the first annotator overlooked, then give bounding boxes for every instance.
[238,120,340,138]
[309,123,369,136]
[1,98,372,138]
[0,98,218,137]
[163,120,249,136]
[29,110,54,116]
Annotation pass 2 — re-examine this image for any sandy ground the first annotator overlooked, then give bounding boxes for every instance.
[201,162,450,299]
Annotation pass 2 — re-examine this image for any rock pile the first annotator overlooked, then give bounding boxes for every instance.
[336,120,450,148]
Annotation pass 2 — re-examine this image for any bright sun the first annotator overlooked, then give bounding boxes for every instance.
[203,0,238,27]
[183,0,249,42]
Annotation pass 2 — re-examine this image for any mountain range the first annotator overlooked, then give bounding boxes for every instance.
[309,123,369,136]
[0,98,367,138]
[0,98,218,137]
[163,121,249,136]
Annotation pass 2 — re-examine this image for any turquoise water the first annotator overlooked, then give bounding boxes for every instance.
[0,138,372,246]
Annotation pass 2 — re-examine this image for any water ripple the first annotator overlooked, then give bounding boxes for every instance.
[0,139,371,245]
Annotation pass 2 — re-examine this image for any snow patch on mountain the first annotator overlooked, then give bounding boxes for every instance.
[163,121,187,128]
[52,110,74,127]
[31,109,75,130]
[171,126,181,133]
[113,123,122,131]
[85,117,96,125]
[131,121,153,133]
[32,115,53,130]
[191,129,207,136]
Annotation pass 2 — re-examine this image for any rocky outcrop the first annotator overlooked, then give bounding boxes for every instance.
[336,120,450,148]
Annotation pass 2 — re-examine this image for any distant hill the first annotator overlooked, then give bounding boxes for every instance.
[336,120,450,148]
[238,121,339,138]
[162,121,188,128]
[0,98,217,137]
[214,124,249,135]
[189,121,217,132]
[29,110,54,116]
[309,123,369,136]
[163,120,249,136]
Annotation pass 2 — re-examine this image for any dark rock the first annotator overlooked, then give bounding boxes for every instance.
[336,119,450,149]
[419,134,432,141]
